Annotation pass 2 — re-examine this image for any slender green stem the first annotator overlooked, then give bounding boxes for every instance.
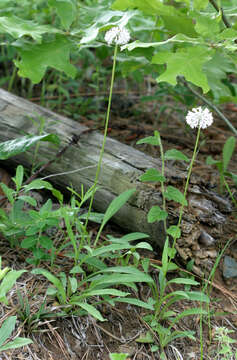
[173,126,201,247]
[85,45,118,240]
[223,177,237,208]
[158,134,167,234]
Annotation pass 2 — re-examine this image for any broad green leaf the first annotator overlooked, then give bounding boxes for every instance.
[112,0,196,36]
[164,186,187,206]
[164,149,189,162]
[166,225,181,239]
[187,291,209,303]
[147,206,168,223]
[15,35,77,83]
[223,136,236,171]
[0,337,32,351]
[0,134,59,160]
[80,10,136,44]
[140,168,166,183]
[203,51,235,101]
[0,16,59,42]
[49,0,76,30]
[194,12,220,38]
[152,46,214,93]
[71,302,106,321]
[21,236,37,249]
[0,316,16,347]
[100,189,136,229]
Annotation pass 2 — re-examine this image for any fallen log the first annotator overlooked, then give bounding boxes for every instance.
[0,88,233,274]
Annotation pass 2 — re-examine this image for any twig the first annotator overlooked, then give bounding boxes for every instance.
[24,127,95,185]
[209,0,231,28]
[180,78,237,137]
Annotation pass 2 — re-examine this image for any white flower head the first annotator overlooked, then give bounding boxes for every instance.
[105,26,130,45]
[186,107,213,129]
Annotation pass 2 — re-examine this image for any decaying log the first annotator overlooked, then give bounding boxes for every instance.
[0,88,233,273]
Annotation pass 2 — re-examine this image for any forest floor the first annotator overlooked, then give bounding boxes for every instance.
[1,85,237,360]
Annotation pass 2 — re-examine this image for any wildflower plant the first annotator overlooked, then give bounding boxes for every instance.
[138,107,213,358]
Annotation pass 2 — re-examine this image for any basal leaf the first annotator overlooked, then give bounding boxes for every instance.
[15,35,77,83]
[152,46,214,93]
[0,316,16,347]
[49,0,76,30]
[223,136,236,171]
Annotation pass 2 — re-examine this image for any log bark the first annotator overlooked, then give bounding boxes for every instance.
[0,88,232,271]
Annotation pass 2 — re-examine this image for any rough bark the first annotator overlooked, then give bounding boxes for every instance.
[0,89,232,273]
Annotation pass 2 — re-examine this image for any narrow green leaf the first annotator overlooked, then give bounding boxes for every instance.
[0,270,26,300]
[114,297,154,310]
[72,302,106,321]
[223,136,236,171]
[101,189,136,229]
[31,269,66,303]
[167,278,199,286]
[0,337,33,351]
[18,195,37,207]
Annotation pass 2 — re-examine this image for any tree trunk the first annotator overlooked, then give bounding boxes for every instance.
[0,89,232,273]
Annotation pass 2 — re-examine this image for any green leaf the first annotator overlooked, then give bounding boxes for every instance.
[0,337,32,351]
[147,206,168,223]
[114,297,154,310]
[167,278,199,286]
[222,136,236,171]
[18,195,37,207]
[0,270,26,304]
[152,46,214,93]
[135,331,154,343]
[194,12,220,38]
[166,225,181,239]
[31,268,66,303]
[15,35,77,83]
[21,236,38,249]
[0,15,59,42]
[164,149,189,162]
[14,165,24,192]
[0,316,16,347]
[203,51,235,101]
[139,168,166,183]
[24,180,53,192]
[49,0,76,30]
[137,134,160,146]
[164,186,187,206]
[72,302,106,321]
[100,189,136,229]
[0,134,59,160]
[109,353,129,360]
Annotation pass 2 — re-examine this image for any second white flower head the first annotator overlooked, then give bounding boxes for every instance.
[186,107,213,129]
[105,26,130,45]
